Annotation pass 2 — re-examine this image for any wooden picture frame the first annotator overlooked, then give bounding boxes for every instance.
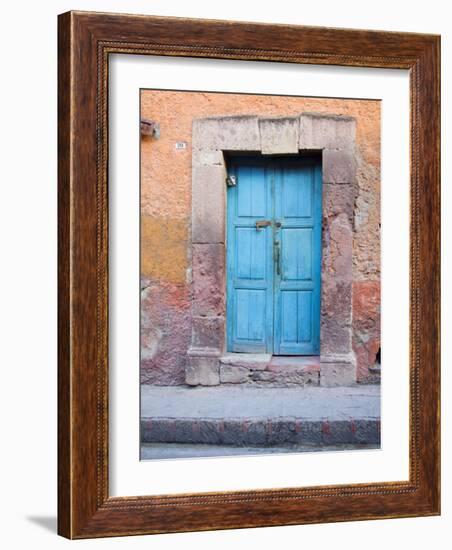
[58,11,440,538]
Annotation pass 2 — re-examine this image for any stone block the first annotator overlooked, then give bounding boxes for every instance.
[249,370,274,383]
[323,183,355,224]
[334,116,357,149]
[266,420,299,445]
[267,356,320,371]
[320,420,354,445]
[250,368,319,387]
[219,364,250,384]
[196,420,224,444]
[219,420,246,445]
[299,113,356,150]
[170,420,194,444]
[353,419,381,445]
[321,280,352,322]
[192,243,225,316]
[171,420,223,445]
[321,314,352,356]
[192,164,226,244]
[323,149,356,184]
[322,212,353,281]
[220,353,271,370]
[219,420,268,446]
[192,316,225,351]
[193,116,260,151]
[321,279,352,356]
[320,357,356,386]
[186,350,220,386]
[321,214,353,357]
[245,422,268,445]
[298,421,323,445]
[259,116,299,154]
[192,148,224,166]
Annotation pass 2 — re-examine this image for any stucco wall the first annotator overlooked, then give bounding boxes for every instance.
[140,90,380,385]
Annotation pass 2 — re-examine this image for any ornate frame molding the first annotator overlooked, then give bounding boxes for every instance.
[58,11,440,538]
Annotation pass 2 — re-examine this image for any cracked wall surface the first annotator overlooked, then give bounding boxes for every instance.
[141,90,380,385]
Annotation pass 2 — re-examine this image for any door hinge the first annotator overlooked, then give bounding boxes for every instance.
[226,175,237,187]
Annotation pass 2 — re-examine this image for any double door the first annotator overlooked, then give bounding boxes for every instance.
[226,155,322,355]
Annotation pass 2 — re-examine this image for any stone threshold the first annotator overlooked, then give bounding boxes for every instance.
[219,353,320,386]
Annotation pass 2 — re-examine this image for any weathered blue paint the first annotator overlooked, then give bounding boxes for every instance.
[226,158,274,353]
[226,156,322,355]
[273,158,322,354]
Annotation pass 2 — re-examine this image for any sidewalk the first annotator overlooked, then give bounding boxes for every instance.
[141,442,379,460]
[141,385,380,449]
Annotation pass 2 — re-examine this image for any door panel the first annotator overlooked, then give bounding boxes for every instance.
[235,227,267,280]
[274,159,322,355]
[226,158,274,353]
[281,228,313,281]
[280,290,312,344]
[226,156,322,355]
[237,165,268,217]
[281,170,313,219]
[235,289,267,343]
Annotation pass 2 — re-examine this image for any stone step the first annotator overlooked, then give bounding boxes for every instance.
[219,353,321,386]
[141,385,380,447]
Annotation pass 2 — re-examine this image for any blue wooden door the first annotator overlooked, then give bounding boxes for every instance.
[226,156,321,355]
[226,158,274,353]
[273,158,322,354]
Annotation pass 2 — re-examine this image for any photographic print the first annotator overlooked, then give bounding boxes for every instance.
[140,89,381,460]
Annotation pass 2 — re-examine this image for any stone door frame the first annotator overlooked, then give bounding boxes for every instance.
[187,113,357,386]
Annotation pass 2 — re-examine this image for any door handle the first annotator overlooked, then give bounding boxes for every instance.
[255,220,271,230]
[274,241,281,276]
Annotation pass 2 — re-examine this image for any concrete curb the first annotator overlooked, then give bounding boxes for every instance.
[141,417,380,446]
